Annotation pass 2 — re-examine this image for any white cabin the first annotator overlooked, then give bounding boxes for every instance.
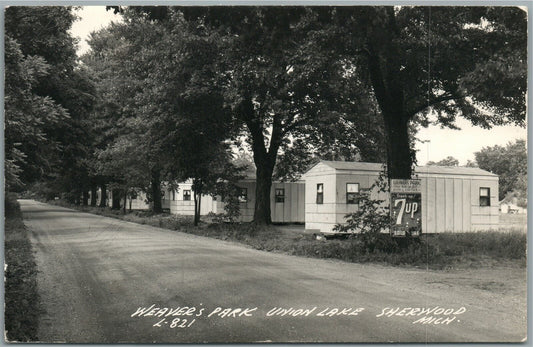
[303,161,499,234]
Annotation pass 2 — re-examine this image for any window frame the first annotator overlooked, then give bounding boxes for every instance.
[275,188,285,203]
[346,183,360,204]
[183,189,191,201]
[238,187,248,203]
[479,187,491,207]
[316,183,324,204]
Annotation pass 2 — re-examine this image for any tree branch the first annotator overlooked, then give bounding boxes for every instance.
[406,92,463,118]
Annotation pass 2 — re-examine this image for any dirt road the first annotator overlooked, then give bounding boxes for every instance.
[20,200,526,343]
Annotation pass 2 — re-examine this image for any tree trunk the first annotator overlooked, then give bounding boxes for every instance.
[365,7,414,180]
[90,184,97,207]
[112,189,121,209]
[253,160,275,225]
[151,169,162,214]
[123,190,127,214]
[383,113,413,179]
[99,183,107,208]
[193,189,202,226]
[240,94,281,225]
[82,190,89,206]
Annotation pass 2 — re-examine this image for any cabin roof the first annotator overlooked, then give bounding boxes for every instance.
[309,160,497,177]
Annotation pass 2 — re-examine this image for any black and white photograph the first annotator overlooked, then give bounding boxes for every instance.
[3,3,529,343]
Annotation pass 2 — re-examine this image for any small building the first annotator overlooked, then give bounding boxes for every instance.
[217,177,305,223]
[159,176,305,223]
[163,180,218,216]
[500,199,527,214]
[303,161,499,234]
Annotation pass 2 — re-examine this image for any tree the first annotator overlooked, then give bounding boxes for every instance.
[426,156,459,166]
[465,160,478,168]
[331,6,527,179]
[83,23,131,207]
[105,6,388,225]
[178,7,385,224]
[124,9,239,224]
[4,35,69,190]
[474,139,526,202]
[85,9,241,218]
[5,6,95,199]
[84,18,168,213]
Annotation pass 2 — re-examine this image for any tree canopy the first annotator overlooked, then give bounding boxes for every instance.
[474,139,527,203]
[6,5,527,225]
[328,6,527,178]
[5,6,95,199]
[426,156,459,167]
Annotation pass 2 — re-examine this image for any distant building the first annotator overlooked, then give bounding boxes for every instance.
[162,177,305,223]
[499,198,527,214]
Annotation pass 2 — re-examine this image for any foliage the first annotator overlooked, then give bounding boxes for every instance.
[426,156,459,166]
[329,6,527,179]
[84,17,168,211]
[333,171,394,251]
[8,6,527,225]
[5,7,96,200]
[4,35,69,190]
[474,139,527,203]
[178,7,387,223]
[4,195,40,341]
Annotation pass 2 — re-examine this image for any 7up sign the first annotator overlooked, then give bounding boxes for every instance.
[390,179,422,237]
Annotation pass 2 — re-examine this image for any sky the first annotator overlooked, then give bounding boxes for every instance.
[70,6,121,55]
[69,6,528,166]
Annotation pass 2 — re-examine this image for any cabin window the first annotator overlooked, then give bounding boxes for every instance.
[183,190,191,201]
[316,183,324,204]
[479,187,490,206]
[275,188,285,203]
[346,183,360,204]
[238,188,248,203]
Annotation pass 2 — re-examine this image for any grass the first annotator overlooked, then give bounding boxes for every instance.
[499,213,528,232]
[49,200,526,270]
[4,194,41,342]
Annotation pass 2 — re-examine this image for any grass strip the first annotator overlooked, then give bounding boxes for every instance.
[4,195,40,342]
[50,200,526,270]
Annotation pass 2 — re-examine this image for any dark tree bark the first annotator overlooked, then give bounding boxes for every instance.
[99,183,107,207]
[365,7,414,180]
[82,190,89,206]
[382,113,413,179]
[122,191,127,214]
[111,188,121,209]
[90,184,97,207]
[253,162,275,225]
[193,185,202,226]
[151,169,162,214]
[240,95,281,225]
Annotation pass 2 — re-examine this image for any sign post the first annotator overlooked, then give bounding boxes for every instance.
[390,179,422,237]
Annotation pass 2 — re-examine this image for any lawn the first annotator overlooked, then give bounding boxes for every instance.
[48,200,527,270]
[499,213,527,232]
